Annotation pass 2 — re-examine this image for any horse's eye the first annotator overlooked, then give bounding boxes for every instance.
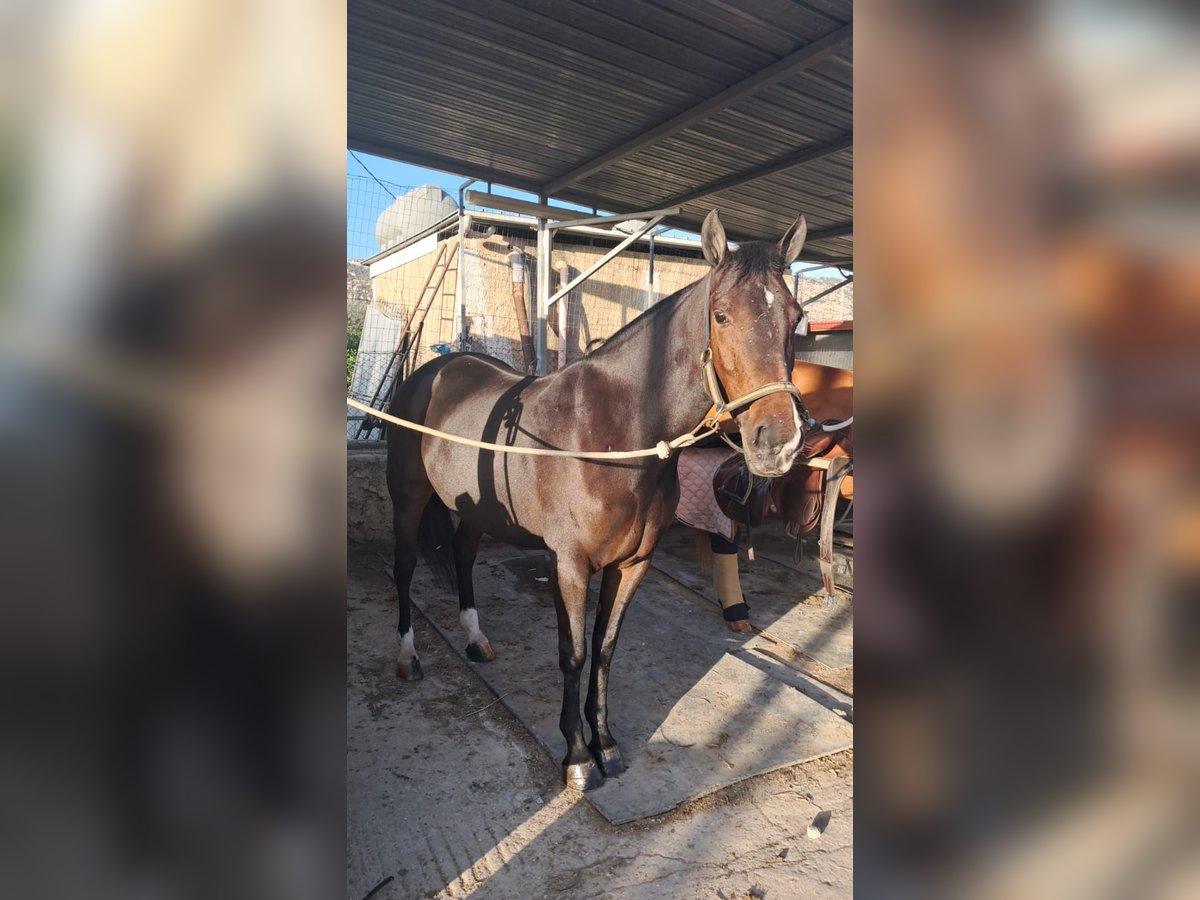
[713,310,730,325]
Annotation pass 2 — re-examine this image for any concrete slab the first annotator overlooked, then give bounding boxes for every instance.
[410,527,852,825]
[651,525,854,671]
[348,548,854,899]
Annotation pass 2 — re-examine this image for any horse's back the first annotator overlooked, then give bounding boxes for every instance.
[386,353,524,487]
[400,353,550,545]
[389,352,518,416]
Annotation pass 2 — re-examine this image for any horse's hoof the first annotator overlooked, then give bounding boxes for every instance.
[396,657,424,681]
[726,619,753,634]
[564,760,605,792]
[592,744,627,777]
[465,641,496,663]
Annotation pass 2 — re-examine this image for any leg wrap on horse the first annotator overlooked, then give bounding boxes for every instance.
[713,552,751,632]
[713,552,747,612]
[722,603,751,622]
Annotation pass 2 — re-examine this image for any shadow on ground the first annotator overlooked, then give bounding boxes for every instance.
[347,520,854,899]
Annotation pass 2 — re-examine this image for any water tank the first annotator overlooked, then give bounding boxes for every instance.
[375,184,458,252]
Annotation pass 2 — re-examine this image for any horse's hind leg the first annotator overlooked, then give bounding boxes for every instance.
[392,482,432,681]
[453,520,495,662]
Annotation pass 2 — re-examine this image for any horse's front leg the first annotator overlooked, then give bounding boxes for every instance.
[585,558,652,777]
[552,550,603,791]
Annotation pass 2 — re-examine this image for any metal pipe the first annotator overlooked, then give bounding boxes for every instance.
[545,214,665,308]
[456,177,476,212]
[535,197,550,375]
[456,209,468,350]
[556,264,571,370]
[455,178,475,353]
[800,275,853,308]
[646,231,656,311]
[507,249,534,372]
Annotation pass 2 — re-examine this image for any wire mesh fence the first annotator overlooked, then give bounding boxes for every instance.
[347,172,461,438]
[795,273,854,323]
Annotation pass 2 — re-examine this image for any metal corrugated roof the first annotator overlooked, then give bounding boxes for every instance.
[349,0,852,264]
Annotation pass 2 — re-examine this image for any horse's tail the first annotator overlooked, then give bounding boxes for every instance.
[416,494,458,591]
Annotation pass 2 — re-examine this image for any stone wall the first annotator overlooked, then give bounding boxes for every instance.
[348,445,391,546]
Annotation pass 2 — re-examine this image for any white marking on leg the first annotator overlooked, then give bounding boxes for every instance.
[460,608,487,646]
[764,286,776,308]
[398,627,416,665]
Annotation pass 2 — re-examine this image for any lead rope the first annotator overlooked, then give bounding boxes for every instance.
[346,397,720,460]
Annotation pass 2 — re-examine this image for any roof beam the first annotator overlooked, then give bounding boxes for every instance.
[806,222,853,242]
[540,23,853,195]
[540,186,853,258]
[652,133,852,209]
[464,191,584,221]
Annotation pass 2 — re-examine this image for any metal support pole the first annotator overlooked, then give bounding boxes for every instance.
[646,231,656,311]
[455,178,475,353]
[456,212,468,351]
[535,198,550,375]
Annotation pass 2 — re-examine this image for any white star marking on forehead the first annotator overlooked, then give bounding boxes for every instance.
[764,286,776,308]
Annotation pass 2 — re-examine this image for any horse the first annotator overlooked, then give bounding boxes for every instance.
[385,209,811,791]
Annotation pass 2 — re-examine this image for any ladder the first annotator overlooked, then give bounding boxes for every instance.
[356,238,458,438]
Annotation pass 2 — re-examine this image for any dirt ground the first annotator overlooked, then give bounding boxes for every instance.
[348,544,853,899]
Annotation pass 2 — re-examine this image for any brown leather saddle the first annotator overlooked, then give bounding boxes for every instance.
[713,422,852,536]
[713,453,772,528]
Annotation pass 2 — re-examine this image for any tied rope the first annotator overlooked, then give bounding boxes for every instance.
[346,397,720,461]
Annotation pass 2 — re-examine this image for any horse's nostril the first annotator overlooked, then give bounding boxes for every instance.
[751,422,769,448]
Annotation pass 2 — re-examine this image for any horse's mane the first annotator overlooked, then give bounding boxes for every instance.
[725,240,786,279]
[581,278,700,359]
[581,240,783,361]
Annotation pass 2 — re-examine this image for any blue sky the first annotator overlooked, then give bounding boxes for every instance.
[346,149,844,277]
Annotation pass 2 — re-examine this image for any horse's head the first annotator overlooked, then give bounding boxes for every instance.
[701,209,809,477]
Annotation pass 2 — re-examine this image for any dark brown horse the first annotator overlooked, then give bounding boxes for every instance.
[386,210,809,791]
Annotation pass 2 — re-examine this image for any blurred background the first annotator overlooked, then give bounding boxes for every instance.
[855,1,1199,896]
[0,2,344,898]
[1,0,1196,897]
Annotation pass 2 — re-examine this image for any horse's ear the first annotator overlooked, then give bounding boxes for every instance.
[778,214,808,267]
[701,209,727,268]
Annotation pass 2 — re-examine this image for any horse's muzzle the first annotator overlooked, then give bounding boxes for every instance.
[745,422,804,477]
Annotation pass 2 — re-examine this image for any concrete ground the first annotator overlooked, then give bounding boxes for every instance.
[348,533,853,899]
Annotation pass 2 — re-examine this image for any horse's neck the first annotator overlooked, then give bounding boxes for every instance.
[586,280,712,442]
